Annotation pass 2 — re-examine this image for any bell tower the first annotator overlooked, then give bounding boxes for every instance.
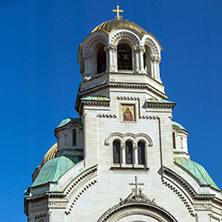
[74,9,176,169]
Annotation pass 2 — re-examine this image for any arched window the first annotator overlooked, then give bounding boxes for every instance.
[125,141,133,164]
[73,129,77,146]
[117,43,132,70]
[97,46,106,74]
[172,132,176,149]
[113,140,120,164]
[138,141,145,164]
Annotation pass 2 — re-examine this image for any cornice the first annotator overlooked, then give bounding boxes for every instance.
[146,102,176,110]
[163,167,218,201]
[75,81,168,113]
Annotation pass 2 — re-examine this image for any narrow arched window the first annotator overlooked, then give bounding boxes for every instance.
[73,129,77,146]
[97,46,106,74]
[172,132,176,149]
[117,44,132,70]
[113,140,120,164]
[138,141,145,164]
[125,141,133,164]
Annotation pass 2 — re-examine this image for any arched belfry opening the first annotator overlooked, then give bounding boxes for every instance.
[143,46,151,75]
[117,43,132,70]
[97,45,106,74]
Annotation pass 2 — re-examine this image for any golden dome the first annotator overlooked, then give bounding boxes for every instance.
[39,143,58,167]
[92,19,148,36]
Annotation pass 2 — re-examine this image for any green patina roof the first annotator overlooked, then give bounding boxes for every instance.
[81,96,110,101]
[32,156,74,187]
[146,98,175,103]
[175,157,220,191]
[172,121,186,130]
[56,118,82,128]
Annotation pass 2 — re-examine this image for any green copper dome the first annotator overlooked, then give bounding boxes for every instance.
[175,157,220,191]
[172,121,186,130]
[32,156,74,187]
[56,118,82,128]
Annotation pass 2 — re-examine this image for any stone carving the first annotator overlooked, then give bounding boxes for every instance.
[97,114,117,118]
[34,213,47,219]
[83,34,107,56]
[140,115,158,119]
[105,132,153,147]
[65,179,97,215]
[117,96,139,100]
[111,31,140,47]
[119,176,156,205]
[144,37,160,58]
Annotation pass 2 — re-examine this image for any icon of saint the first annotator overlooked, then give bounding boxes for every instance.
[123,107,133,121]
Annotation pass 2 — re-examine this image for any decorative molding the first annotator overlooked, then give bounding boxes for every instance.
[140,115,158,119]
[34,213,47,219]
[65,166,97,195]
[97,203,178,222]
[117,96,139,100]
[97,114,117,118]
[172,125,189,135]
[111,31,140,47]
[83,34,107,56]
[163,167,222,204]
[64,165,98,215]
[162,177,195,217]
[209,214,221,221]
[81,101,110,107]
[146,103,175,109]
[78,82,167,102]
[105,132,153,147]
[55,122,83,134]
[65,179,97,215]
[48,201,67,209]
[144,37,160,58]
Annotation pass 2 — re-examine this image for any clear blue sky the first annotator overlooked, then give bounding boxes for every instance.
[1,0,222,221]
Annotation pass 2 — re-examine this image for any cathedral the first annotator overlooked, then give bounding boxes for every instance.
[24,6,222,222]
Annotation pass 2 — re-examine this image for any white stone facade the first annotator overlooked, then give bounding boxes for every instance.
[24,19,222,222]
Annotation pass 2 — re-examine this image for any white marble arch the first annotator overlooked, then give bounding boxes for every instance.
[97,202,178,222]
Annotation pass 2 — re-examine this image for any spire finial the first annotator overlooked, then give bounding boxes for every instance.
[113,3,123,20]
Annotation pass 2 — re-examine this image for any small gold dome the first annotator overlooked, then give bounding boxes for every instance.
[39,143,58,167]
[92,19,148,36]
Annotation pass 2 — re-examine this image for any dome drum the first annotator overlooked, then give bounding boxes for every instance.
[78,20,162,84]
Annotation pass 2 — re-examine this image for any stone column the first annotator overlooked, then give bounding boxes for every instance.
[139,46,145,73]
[151,56,161,82]
[105,44,117,72]
[145,144,149,168]
[133,143,138,166]
[121,143,125,167]
[133,46,140,72]
[104,46,109,73]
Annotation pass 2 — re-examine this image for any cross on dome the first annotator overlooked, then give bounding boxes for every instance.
[113,3,123,20]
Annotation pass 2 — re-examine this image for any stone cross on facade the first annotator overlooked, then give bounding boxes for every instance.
[113,3,123,20]
[129,176,144,196]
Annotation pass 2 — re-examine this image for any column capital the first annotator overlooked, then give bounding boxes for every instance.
[151,56,161,63]
[104,44,117,52]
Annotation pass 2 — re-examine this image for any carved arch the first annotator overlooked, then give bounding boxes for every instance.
[105,132,153,147]
[143,37,160,58]
[135,133,153,147]
[83,33,108,57]
[111,31,140,47]
[97,202,178,222]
